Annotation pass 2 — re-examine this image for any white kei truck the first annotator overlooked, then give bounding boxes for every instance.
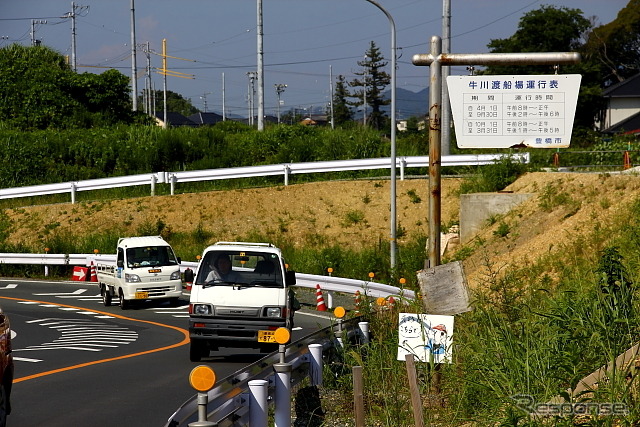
[97,236,183,310]
[186,242,297,362]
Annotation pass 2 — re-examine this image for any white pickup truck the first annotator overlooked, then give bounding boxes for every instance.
[186,241,297,361]
[97,236,183,309]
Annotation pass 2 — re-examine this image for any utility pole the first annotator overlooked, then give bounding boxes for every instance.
[256,0,265,130]
[247,72,257,126]
[130,0,138,111]
[274,84,287,124]
[441,0,452,156]
[31,19,47,46]
[70,2,77,71]
[363,56,368,126]
[329,65,335,129]
[64,2,88,72]
[200,92,212,113]
[144,41,151,115]
[222,73,227,121]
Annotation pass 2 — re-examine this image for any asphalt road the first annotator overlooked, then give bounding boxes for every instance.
[0,279,333,427]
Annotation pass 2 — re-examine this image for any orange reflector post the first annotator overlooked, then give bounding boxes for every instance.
[189,365,216,392]
[274,327,291,344]
[334,306,346,319]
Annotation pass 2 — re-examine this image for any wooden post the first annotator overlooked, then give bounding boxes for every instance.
[353,365,365,427]
[405,354,425,427]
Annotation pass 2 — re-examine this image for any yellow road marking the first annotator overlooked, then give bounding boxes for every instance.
[0,295,189,383]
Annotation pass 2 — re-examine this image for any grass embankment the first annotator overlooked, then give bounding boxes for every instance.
[312,173,640,426]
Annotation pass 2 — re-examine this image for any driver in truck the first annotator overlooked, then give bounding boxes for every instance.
[205,254,241,283]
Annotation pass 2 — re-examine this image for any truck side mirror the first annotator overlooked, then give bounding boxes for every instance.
[117,259,124,268]
[285,270,297,287]
[177,257,182,264]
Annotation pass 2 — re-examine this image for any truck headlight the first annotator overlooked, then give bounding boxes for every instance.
[125,273,141,283]
[170,270,181,280]
[191,304,212,315]
[265,307,282,318]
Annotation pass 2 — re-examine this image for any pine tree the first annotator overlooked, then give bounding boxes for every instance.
[348,41,391,130]
[333,75,353,126]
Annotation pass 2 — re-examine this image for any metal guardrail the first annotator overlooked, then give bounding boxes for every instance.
[0,153,529,203]
[0,254,414,299]
[165,318,365,427]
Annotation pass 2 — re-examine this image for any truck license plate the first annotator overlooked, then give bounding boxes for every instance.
[257,330,276,343]
[135,291,149,299]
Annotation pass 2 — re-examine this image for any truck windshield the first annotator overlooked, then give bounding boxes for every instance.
[126,246,179,268]
[196,251,284,288]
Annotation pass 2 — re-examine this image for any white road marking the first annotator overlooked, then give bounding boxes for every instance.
[34,289,87,296]
[0,284,17,290]
[13,357,42,363]
[14,318,139,353]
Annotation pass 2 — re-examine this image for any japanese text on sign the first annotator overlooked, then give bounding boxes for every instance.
[447,75,581,148]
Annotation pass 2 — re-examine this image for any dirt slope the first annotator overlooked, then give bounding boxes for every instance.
[4,172,640,286]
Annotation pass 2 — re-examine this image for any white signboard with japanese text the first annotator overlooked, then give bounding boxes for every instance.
[447,74,581,148]
[397,313,454,364]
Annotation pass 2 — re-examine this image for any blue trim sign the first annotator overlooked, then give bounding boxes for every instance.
[447,74,582,148]
[397,313,454,363]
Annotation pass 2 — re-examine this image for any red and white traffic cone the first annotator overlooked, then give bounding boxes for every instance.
[315,284,327,311]
[387,296,396,309]
[185,268,193,291]
[354,290,362,315]
[87,261,98,282]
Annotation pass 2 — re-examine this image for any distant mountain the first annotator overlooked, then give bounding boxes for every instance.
[382,87,429,119]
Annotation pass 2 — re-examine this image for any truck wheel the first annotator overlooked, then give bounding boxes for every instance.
[119,291,129,310]
[189,340,207,362]
[102,287,112,307]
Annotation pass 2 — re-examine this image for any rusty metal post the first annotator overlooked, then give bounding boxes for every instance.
[428,36,442,268]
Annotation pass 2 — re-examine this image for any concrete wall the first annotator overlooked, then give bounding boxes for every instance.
[460,192,533,243]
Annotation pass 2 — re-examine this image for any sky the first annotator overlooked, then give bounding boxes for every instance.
[1,0,631,119]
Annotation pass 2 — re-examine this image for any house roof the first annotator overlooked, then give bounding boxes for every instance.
[188,112,223,125]
[603,73,640,98]
[154,112,198,127]
[602,110,640,134]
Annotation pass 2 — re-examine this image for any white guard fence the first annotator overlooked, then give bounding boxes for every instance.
[0,153,529,203]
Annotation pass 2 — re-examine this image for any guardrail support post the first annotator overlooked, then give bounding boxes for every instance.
[150,175,157,196]
[249,379,268,427]
[308,343,323,386]
[170,174,176,196]
[274,363,292,427]
[70,183,77,204]
[283,164,290,186]
[400,158,406,181]
[358,321,370,344]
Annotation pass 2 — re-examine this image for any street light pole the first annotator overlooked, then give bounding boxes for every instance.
[364,0,397,271]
